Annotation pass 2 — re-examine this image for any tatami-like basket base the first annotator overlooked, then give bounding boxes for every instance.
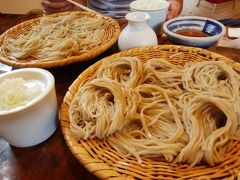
[60,45,240,179]
[0,11,120,68]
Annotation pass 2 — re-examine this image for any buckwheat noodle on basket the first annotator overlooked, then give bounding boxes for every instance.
[69,57,240,166]
[1,12,106,61]
[96,57,144,88]
[69,78,140,139]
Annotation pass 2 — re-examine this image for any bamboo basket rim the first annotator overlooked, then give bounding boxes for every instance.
[60,45,240,179]
[0,11,120,68]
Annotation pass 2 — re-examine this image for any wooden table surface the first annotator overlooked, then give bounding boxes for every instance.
[0,12,240,180]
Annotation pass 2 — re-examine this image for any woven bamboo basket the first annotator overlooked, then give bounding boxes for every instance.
[0,11,120,68]
[60,45,240,179]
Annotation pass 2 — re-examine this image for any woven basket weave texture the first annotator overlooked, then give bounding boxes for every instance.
[60,45,240,179]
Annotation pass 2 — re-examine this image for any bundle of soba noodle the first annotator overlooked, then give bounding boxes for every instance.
[69,57,240,166]
[0,12,106,61]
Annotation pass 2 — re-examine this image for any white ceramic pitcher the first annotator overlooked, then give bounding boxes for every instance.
[118,11,158,51]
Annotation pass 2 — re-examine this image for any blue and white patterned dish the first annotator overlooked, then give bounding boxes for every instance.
[163,16,226,48]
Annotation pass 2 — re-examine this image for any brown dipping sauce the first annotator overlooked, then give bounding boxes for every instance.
[176,29,210,37]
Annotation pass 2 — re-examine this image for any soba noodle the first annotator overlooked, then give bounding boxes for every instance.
[1,12,106,61]
[69,57,240,166]
[69,78,139,139]
[182,61,240,101]
[142,58,184,91]
[97,57,143,88]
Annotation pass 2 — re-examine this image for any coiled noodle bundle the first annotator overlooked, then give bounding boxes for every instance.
[143,58,184,91]
[1,12,106,61]
[177,93,238,166]
[69,57,240,166]
[97,57,143,87]
[182,61,240,100]
[69,78,139,139]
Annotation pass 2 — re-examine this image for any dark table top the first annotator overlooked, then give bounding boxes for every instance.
[0,12,240,180]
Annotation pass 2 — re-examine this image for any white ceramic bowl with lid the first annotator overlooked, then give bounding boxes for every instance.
[0,68,58,147]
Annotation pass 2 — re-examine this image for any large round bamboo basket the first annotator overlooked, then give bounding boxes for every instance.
[60,45,240,179]
[0,11,120,68]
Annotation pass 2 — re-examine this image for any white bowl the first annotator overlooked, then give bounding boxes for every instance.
[0,68,58,147]
[130,0,170,36]
[163,16,226,48]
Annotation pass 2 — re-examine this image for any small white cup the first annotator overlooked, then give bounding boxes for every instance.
[130,0,170,36]
[0,68,58,147]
